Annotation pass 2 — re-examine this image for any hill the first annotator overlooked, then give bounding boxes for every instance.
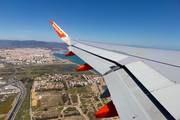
[0,40,68,50]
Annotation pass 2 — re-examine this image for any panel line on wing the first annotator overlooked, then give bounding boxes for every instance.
[71,45,123,67]
[123,66,175,120]
[71,41,180,68]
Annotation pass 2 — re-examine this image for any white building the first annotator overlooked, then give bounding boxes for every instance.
[0,89,16,94]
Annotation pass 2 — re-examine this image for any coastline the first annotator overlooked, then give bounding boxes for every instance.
[52,54,75,64]
[52,53,98,75]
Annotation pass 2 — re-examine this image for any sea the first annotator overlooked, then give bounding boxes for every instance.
[53,53,100,74]
[102,85,108,91]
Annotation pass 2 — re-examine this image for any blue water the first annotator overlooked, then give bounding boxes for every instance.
[102,85,107,90]
[53,53,100,74]
[53,53,85,65]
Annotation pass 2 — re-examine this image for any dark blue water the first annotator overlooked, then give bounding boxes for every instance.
[53,53,100,74]
[102,85,107,90]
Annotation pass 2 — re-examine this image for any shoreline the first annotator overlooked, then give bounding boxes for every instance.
[52,53,98,75]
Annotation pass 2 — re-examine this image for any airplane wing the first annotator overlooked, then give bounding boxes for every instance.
[50,21,180,120]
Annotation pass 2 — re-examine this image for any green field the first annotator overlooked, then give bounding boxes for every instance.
[0,94,17,114]
[13,64,94,80]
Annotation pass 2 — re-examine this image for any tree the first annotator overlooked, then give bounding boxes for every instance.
[43,107,48,111]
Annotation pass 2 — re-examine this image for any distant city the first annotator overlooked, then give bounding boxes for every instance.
[0,48,67,65]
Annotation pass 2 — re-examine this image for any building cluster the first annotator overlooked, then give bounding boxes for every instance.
[0,80,6,85]
[0,63,4,68]
[31,74,104,92]
[31,74,104,107]
[0,85,20,94]
[0,48,61,65]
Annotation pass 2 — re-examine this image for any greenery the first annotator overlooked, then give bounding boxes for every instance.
[68,86,88,94]
[58,108,63,112]
[14,64,94,80]
[0,97,12,114]
[32,106,38,111]
[92,104,96,113]
[66,107,76,111]
[80,98,85,106]
[88,112,94,120]
[43,107,48,111]
[36,108,44,112]
[82,108,88,114]
[77,86,87,93]
[0,95,4,100]
[71,95,78,103]
[68,87,77,94]
[23,115,31,120]
[0,95,17,114]
[88,112,100,120]
[58,102,64,106]
[97,103,103,108]
[0,116,6,120]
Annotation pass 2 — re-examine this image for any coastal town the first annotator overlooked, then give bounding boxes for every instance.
[0,48,68,65]
[0,48,118,120]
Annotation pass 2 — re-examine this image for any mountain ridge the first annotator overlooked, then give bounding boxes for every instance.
[0,40,68,50]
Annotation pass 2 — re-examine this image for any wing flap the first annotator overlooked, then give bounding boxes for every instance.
[126,61,175,92]
[104,70,150,120]
[104,68,166,120]
[126,61,180,119]
[151,84,180,119]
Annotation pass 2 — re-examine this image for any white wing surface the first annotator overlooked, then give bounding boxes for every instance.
[50,21,180,120]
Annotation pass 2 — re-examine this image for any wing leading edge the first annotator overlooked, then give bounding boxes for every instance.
[50,21,180,120]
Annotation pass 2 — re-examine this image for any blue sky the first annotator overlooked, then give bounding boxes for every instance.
[0,0,179,50]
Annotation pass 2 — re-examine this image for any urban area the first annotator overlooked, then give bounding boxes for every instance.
[0,48,119,120]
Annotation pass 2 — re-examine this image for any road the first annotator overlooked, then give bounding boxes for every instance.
[0,80,20,88]
[8,82,27,120]
[3,64,27,120]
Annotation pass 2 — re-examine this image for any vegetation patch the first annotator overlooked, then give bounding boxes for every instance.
[94,97,100,101]
[36,115,59,120]
[0,116,6,120]
[0,94,17,114]
[80,98,86,106]
[23,115,31,120]
[58,108,63,112]
[13,63,94,80]
[77,86,87,93]
[81,95,91,98]
[82,108,88,114]
[97,103,103,108]
[58,102,64,106]
[71,95,77,103]
[68,87,77,94]
[66,107,76,111]
[62,94,69,103]
[36,108,44,112]
[38,91,63,108]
